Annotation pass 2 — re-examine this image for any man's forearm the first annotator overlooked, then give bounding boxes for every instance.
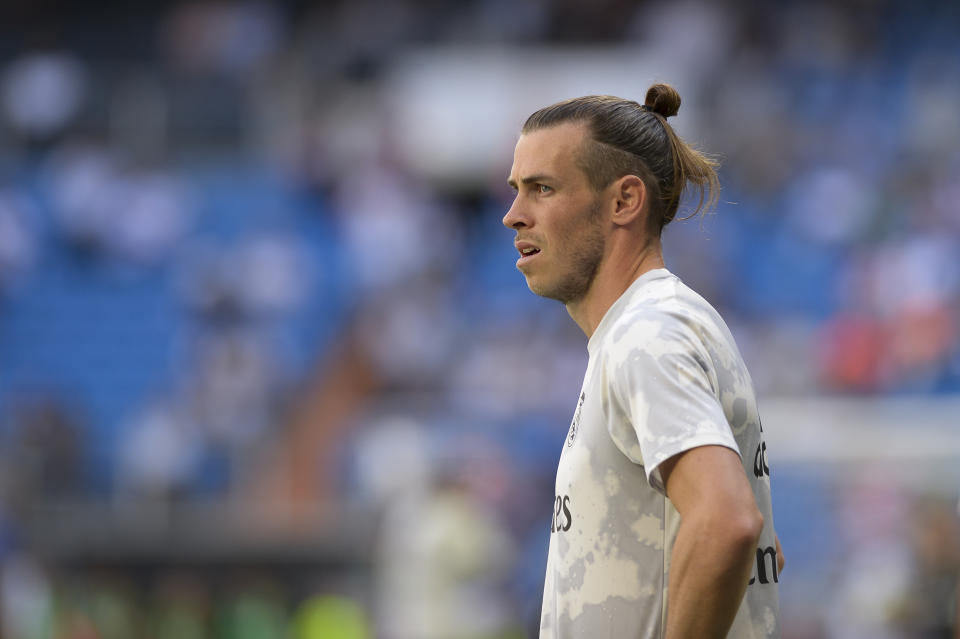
[665,515,760,639]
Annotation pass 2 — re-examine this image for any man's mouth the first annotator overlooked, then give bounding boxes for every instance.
[516,243,541,268]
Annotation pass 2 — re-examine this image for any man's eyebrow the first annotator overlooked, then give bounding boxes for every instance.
[506,174,554,189]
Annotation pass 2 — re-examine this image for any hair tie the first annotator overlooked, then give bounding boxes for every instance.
[640,104,654,113]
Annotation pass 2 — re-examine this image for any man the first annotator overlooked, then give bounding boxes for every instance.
[504,84,782,638]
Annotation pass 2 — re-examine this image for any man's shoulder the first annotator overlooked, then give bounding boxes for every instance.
[605,276,716,349]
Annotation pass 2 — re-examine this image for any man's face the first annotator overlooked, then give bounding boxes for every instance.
[504,123,606,304]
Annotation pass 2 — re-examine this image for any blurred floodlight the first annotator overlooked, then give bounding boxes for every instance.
[384,46,691,184]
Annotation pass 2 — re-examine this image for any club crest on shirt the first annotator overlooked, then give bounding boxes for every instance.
[567,391,585,447]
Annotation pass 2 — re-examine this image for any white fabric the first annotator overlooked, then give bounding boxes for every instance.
[540,268,780,638]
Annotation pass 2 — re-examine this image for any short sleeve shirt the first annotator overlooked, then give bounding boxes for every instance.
[540,268,780,638]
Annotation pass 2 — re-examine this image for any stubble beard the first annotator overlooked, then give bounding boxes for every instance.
[528,200,605,305]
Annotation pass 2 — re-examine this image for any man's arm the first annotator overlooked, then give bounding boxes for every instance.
[660,445,764,639]
[776,534,786,575]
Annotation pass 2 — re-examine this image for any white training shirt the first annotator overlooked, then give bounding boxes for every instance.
[540,268,780,638]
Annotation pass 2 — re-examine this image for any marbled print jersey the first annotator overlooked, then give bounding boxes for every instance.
[540,268,780,639]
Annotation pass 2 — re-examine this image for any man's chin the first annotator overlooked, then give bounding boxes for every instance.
[525,276,547,297]
[526,277,565,303]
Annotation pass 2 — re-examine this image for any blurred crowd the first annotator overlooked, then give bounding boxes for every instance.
[0,0,957,637]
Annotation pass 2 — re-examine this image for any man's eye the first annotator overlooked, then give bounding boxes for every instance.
[537,184,552,194]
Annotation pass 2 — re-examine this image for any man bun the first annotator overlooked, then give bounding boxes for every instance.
[644,83,681,118]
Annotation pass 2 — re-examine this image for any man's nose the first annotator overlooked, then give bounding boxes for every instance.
[502,197,528,230]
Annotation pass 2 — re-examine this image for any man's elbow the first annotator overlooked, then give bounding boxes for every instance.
[687,503,764,552]
[726,507,764,552]
[731,507,763,549]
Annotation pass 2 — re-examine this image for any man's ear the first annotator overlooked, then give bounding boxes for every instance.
[611,175,647,227]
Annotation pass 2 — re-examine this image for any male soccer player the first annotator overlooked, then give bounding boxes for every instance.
[504,84,782,638]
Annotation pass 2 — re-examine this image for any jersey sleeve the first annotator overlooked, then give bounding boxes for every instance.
[605,308,740,494]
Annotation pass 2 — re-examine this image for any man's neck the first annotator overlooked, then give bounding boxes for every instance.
[566,240,664,338]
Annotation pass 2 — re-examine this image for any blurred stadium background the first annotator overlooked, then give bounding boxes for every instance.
[0,0,958,637]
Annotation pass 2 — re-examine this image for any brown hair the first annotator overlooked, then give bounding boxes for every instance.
[521,84,719,234]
